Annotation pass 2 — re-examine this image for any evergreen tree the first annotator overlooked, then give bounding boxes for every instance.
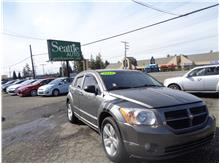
[104,60,110,68]
[90,54,96,69]
[95,53,105,69]
[22,63,31,78]
[12,71,17,79]
[18,72,22,79]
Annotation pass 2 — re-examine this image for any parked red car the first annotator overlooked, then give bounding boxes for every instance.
[17,78,55,96]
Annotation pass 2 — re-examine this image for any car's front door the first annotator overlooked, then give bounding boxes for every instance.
[181,68,205,91]
[78,74,102,127]
[70,76,84,116]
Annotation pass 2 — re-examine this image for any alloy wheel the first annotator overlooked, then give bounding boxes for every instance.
[67,103,73,121]
[103,123,119,157]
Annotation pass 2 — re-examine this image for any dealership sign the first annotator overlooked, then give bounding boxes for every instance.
[47,39,83,61]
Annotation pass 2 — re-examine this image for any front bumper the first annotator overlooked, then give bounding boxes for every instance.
[118,115,216,160]
[7,89,17,95]
[37,90,51,96]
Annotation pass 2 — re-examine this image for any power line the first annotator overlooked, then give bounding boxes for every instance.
[2,31,45,41]
[8,56,30,68]
[2,3,218,47]
[81,3,219,46]
[131,0,181,16]
[108,34,217,59]
[3,3,218,69]
[135,35,217,54]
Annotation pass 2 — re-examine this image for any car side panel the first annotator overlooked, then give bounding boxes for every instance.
[203,75,219,91]
[181,76,204,91]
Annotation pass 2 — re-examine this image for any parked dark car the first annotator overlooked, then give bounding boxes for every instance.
[66,70,216,162]
[1,79,24,93]
[17,78,55,96]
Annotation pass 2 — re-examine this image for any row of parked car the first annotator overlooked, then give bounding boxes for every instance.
[2,77,74,97]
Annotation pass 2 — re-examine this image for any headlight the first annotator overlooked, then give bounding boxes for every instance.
[119,107,157,126]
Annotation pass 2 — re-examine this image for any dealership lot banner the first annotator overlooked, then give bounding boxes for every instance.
[47,39,83,61]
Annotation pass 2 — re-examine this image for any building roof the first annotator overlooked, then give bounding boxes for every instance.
[187,51,219,64]
[105,51,219,69]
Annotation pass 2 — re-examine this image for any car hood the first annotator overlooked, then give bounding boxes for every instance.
[18,84,33,90]
[109,87,202,108]
[38,84,54,90]
[7,84,23,89]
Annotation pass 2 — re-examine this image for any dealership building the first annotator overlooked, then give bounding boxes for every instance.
[106,51,219,71]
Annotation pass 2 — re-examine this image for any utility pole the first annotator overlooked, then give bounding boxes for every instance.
[40,64,46,75]
[121,41,129,69]
[29,45,36,79]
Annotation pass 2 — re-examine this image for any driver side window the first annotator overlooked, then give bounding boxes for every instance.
[83,75,101,94]
[188,68,205,77]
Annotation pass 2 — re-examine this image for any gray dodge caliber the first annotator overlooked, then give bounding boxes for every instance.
[66,69,216,162]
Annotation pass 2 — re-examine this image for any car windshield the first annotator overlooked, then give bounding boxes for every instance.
[48,78,63,84]
[99,71,162,91]
[13,80,25,84]
[32,79,44,85]
[20,79,36,85]
[4,80,15,85]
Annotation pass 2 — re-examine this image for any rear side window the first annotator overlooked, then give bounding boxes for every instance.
[74,76,83,88]
[205,66,219,76]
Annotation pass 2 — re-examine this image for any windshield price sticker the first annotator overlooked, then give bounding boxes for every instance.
[100,72,116,75]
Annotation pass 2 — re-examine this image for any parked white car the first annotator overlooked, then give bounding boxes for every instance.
[37,77,74,96]
[164,65,219,93]
[6,79,36,95]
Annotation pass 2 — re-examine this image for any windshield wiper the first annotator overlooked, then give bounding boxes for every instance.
[109,86,132,91]
[133,84,162,88]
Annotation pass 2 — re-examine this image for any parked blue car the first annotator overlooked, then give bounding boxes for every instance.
[37,77,74,96]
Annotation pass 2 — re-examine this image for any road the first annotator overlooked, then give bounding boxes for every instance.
[2,71,219,162]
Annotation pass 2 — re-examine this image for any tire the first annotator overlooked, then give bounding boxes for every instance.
[30,90,37,96]
[101,117,128,162]
[66,101,78,123]
[52,89,59,96]
[168,84,181,90]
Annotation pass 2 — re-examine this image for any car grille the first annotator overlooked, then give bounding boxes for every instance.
[165,133,214,153]
[164,106,208,130]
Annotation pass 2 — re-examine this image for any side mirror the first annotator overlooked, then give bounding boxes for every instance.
[84,85,97,94]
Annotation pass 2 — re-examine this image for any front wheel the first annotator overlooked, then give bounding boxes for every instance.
[168,84,181,90]
[67,101,78,123]
[101,117,128,162]
[52,89,59,96]
[30,90,37,96]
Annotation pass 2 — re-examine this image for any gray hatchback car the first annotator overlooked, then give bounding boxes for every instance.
[66,70,216,162]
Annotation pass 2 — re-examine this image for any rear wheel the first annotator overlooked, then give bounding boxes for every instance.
[30,90,37,96]
[52,89,59,96]
[168,84,181,90]
[101,117,128,162]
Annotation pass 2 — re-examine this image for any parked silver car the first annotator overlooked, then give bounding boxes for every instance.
[164,65,219,93]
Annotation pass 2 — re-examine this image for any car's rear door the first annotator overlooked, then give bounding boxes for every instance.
[78,74,102,127]
[203,66,219,91]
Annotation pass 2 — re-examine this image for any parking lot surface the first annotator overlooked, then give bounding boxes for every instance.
[2,71,219,162]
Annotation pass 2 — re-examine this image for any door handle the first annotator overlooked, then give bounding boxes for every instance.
[198,78,202,81]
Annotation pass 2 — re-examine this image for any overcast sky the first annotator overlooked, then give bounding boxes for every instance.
[1,0,219,76]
